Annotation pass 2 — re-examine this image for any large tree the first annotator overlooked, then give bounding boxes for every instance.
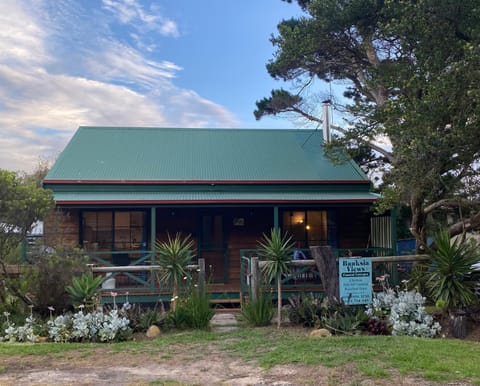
[0,169,53,303]
[255,0,480,251]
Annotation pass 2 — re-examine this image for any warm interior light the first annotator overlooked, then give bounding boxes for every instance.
[305,225,311,230]
[292,211,305,224]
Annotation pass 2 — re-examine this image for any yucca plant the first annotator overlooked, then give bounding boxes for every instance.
[426,228,480,312]
[155,233,195,311]
[258,228,295,328]
[65,272,103,310]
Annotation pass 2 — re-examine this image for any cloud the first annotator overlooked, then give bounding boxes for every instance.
[85,39,182,88]
[102,0,179,37]
[0,0,238,172]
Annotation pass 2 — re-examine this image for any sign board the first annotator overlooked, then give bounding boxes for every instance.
[339,257,372,305]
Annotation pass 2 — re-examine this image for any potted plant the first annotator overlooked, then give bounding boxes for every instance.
[258,228,295,328]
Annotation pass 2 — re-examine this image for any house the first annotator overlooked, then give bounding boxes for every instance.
[43,127,394,302]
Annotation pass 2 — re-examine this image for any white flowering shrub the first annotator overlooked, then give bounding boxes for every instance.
[47,314,72,342]
[2,316,37,343]
[366,288,441,338]
[2,307,131,343]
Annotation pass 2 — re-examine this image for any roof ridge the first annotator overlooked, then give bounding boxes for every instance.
[78,126,319,133]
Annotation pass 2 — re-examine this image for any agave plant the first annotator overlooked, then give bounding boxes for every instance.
[258,228,295,328]
[426,228,480,312]
[65,272,103,310]
[155,233,195,311]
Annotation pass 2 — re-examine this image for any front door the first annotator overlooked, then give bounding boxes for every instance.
[200,215,228,282]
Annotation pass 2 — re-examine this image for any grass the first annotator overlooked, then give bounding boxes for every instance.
[1,327,479,384]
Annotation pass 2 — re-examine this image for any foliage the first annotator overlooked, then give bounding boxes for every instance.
[124,303,167,332]
[366,317,390,336]
[287,292,365,333]
[23,250,89,312]
[241,291,274,327]
[65,272,103,310]
[166,289,214,330]
[426,229,480,312]
[320,301,366,335]
[405,263,431,302]
[1,305,132,343]
[137,307,167,332]
[258,228,295,328]
[257,1,480,249]
[0,169,54,306]
[287,292,323,327]
[366,288,441,338]
[155,233,195,310]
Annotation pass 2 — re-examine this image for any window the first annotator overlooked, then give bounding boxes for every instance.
[82,210,145,251]
[282,210,331,248]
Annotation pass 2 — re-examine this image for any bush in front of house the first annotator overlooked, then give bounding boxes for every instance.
[366,288,441,338]
[0,304,132,343]
[165,288,214,330]
[24,249,89,313]
[241,290,274,326]
[287,293,323,327]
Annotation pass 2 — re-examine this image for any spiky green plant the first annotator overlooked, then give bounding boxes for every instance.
[258,228,295,328]
[155,233,195,311]
[426,228,480,312]
[241,290,274,327]
[65,272,103,310]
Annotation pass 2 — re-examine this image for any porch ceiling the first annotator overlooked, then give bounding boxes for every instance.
[53,190,380,205]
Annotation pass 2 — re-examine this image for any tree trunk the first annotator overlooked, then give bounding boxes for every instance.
[449,311,467,339]
[310,246,339,304]
[410,197,428,254]
[277,273,282,329]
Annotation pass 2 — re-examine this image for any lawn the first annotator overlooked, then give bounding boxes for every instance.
[0,326,479,385]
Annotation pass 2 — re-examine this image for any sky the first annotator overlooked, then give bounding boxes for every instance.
[0,0,321,173]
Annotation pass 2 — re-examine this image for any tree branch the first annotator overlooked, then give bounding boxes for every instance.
[330,124,395,162]
[424,198,476,215]
[448,211,480,237]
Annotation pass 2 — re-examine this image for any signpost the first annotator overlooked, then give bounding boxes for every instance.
[339,257,372,305]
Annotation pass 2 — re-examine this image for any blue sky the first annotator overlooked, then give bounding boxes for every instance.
[0,0,324,172]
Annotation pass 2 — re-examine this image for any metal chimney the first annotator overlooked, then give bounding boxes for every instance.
[322,100,331,143]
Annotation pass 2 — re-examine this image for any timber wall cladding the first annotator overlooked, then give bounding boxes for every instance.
[44,209,79,248]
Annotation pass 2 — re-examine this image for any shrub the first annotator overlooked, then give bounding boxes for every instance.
[65,272,103,311]
[366,288,441,338]
[366,317,390,335]
[287,293,323,327]
[124,303,167,333]
[320,302,366,335]
[1,304,132,343]
[426,228,480,312]
[166,289,214,330]
[138,307,167,332]
[47,307,131,343]
[24,249,89,312]
[241,291,274,326]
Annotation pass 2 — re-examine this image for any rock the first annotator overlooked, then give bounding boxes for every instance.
[36,336,48,343]
[310,328,332,338]
[146,325,161,338]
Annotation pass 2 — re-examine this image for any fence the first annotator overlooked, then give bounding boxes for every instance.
[240,249,429,303]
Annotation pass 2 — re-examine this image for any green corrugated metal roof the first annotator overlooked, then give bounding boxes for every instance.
[45,127,368,182]
[53,190,380,203]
